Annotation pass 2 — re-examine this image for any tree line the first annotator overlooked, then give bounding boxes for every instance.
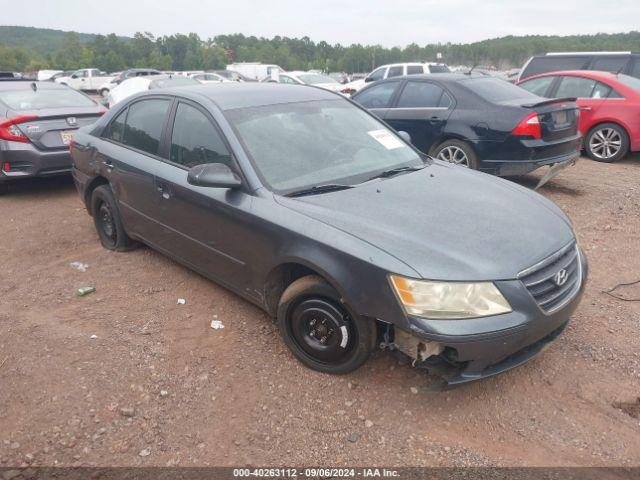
[2,29,640,73]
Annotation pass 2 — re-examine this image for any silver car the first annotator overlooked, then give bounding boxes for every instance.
[0,80,105,193]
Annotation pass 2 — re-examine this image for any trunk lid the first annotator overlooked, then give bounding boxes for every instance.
[9,107,104,150]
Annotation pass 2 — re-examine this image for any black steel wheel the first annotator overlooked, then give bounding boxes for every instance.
[91,184,136,251]
[277,275,376,374]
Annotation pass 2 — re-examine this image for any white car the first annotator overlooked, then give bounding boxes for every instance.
[262,71,343,92]
[37,70,63,81]
[341,62,450,95]
[189,72,229,84]
[55,68,115,91]
[107,75,199,107]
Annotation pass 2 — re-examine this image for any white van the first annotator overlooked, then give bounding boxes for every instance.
[341,62,450,94]
[226,63,285,81]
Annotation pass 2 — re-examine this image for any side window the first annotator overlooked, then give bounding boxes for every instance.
[367,67,386,82]
[630,60,640,79]
[89,69,100,76]
[170,103,232,168]
[396,81,444,108]
[122,99,171,155]
[72,70,85,78]
[523,56,589,78]
[406,65,424,75]
[519,76,556,97]
[354,81,399,108]
[438,91,453,108]
[279,75,297,84]
[104,109,127,143]
[555,76,597,98]
[591,81,612,99]
[387,66,404,78]
[590,57,628,73]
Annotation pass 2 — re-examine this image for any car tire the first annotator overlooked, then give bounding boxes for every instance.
[100,89,109,98]
[585,123,629,163]
[432,139,479,169]
[91,185,136,251]
[277,275,376,374]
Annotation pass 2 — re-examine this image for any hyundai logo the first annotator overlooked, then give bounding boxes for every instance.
[66,117,77,126]
[554,269,568,286]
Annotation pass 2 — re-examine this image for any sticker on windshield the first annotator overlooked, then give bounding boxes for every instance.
[368,129,406,150]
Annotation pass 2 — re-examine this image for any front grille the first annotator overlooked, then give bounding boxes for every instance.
[519,242,581,314]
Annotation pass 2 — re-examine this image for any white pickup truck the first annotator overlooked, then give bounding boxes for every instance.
[55,68,115,92]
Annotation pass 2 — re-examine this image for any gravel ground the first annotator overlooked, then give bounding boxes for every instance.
[0,156,639,468]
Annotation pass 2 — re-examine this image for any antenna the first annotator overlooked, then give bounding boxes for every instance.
[465,64,478,75]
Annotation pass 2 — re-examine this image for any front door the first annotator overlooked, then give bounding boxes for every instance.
[152,100,254,293]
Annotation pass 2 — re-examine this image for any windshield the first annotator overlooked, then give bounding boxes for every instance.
[297,73,338,85]
[225,99,423,194]
[616,74,640,93]
[0,88,96,110]
[462,77,540,103]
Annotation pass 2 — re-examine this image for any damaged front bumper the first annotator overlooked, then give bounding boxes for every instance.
[387,250,588,388]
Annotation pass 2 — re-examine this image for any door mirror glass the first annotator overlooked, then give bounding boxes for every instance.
[187,163,242,189]
[71,74,78,79]
[397,131,411,143]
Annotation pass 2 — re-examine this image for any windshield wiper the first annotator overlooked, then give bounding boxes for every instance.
[285,183,354,197]
[368,164,426,181]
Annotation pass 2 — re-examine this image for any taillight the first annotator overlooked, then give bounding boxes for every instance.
[0,115,39,143]
[69,139,76,153]
[341,88,356,95]
[512,112,541,139]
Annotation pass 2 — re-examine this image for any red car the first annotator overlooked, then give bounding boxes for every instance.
[518,70,640,162]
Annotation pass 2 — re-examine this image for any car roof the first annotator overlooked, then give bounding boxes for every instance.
[518,70,623,83]
[371,73,484,84]
[156,83,339,110]
[0,80,75,91]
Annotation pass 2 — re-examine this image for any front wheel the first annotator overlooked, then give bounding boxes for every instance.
[100,89,110,98]
[432,139,479,169]
[585,123,629,163]
[277,275,376,374]
[91,185,136,251]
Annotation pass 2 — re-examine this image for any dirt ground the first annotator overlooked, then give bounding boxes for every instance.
[0,155,639,468]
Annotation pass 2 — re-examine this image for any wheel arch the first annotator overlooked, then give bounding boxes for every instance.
[263,259,348,318]
[84,176,110,214]
[428,134,476,156]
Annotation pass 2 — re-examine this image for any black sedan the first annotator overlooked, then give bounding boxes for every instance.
[351,73,581,177]
[71,83,587,386]
[0,80,105,193]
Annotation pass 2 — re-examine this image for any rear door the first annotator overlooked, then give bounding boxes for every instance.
[384,80,453,153]
[549,75,608,134]
[151,100,253,290]
[97,97,173,241]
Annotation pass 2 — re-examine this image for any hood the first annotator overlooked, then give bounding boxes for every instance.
[276,162,574,281]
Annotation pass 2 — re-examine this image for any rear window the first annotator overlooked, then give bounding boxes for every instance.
[462,77,539,103]
[297,73,337,85]
[616,74,640,93]
[0,87,96,110]
[428,65,450,73]
[590,57,629,73]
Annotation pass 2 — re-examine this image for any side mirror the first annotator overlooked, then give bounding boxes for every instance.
[397,131,412,144]
[364,76,373,83]
[71,74,78,79]
[187,163,242,189]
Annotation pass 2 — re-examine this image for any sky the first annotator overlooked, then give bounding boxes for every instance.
[1,0,638,47]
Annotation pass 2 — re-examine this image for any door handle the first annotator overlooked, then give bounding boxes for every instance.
[429,116,441,123]
[579,106,592,111]
[156,184,171,200]
[103,159,114,170]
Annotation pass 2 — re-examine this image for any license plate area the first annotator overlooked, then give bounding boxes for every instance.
[60,130,75,145]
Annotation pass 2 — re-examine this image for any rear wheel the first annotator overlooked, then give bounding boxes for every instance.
[91,185,136,251]
[100,89,110,98]
[432,139,479,169]
[277,275,376,374]
[585,123,629,163]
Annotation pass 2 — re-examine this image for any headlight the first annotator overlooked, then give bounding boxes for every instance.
[389,275,512,319]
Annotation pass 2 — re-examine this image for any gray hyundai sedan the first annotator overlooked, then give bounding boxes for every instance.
[0,80,105,193]
[70,83,587,386]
